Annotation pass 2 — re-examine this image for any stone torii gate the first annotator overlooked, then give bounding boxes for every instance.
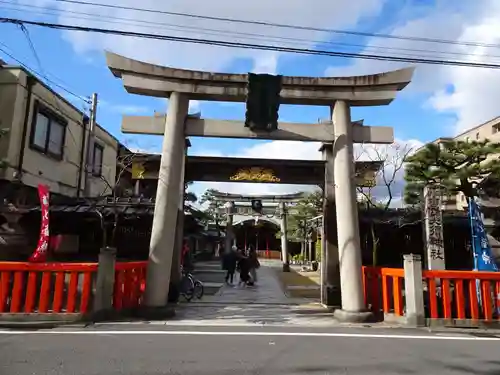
[106,51,414,321]
[210,192,304,270]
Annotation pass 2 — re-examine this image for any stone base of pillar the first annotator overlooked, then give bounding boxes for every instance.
[333,309,373,323]
[321,285,341,307]
[405,313,426,327]
[89,308,118,323]
[137,305,176,320]
[282,263,290,272]
[167,281,181,303]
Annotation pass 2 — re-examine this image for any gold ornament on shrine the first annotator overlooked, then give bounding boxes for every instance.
[230,167,281,182]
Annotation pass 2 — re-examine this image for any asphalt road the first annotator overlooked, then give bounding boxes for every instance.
[1,325,500,375]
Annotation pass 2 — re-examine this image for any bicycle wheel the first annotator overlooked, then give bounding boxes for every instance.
[180,274,195,301]
[193,280,204,299]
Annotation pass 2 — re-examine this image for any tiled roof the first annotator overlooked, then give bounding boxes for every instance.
[27,196,206,221]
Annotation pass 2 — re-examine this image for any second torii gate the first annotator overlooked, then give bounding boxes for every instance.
[106,51,414,322]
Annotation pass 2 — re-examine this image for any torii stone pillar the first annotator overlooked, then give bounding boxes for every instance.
[279,202,290,272]
[320,143,341,306]
[143,92,189,310]
[168,138,190,303]
[332,100,371,322]
[224,201,235,252]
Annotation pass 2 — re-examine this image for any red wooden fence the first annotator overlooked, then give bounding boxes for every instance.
[363,266,500,322]
[422,270,500,322]
[362,266,404,317]
[256,250,281,259]
[0,260,147,315]
[0,262,98,314]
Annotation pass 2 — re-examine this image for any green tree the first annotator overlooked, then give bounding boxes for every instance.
[199,188,224,219]
[285,190,322,242]
[184,182,197,204]
[404,139,500,205]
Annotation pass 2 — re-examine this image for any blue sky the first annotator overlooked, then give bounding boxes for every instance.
[0,0,497,199]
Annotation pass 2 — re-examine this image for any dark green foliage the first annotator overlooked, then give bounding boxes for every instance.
[184,182,197,203]
[285,190,322,242]
[199,188,224,220]
[404,139,500,204]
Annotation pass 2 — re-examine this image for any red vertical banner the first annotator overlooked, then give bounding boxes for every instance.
[29,184,50,263]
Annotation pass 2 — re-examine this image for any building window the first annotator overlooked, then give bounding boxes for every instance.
[493,124,500,134]
[92,143,104,176]
[29,101,67,160]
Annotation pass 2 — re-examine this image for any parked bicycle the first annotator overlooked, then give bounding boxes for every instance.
[180,266,204,301]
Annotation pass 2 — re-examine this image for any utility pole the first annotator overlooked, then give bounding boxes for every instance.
[84,93,98,197]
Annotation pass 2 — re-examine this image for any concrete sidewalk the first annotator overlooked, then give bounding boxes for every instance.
[170,260,336,326]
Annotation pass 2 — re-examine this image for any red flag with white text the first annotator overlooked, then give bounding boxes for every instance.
[29,184,50,262]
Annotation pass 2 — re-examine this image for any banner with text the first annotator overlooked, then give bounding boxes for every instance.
[29,184,50,262]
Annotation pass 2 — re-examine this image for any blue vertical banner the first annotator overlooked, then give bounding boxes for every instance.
[468,198,498,314]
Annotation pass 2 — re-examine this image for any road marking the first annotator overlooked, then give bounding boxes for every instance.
[0,330,499,341]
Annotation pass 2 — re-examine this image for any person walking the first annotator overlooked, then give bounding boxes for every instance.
[222,245,238,285]
[248,247,260,284]
[237,249,251,287]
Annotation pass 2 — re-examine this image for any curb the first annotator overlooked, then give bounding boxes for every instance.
[0,320,87,329]
[425,327,500,335]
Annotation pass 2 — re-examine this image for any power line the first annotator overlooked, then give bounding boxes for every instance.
[3,17,500,70]
[52,0,500,49]
[18,23,85,150]
[3,1,500,62]
[0,44,90,103]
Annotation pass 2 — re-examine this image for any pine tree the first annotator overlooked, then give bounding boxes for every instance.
[404,139,500,205]
[184,181,197,204]
[284,190,322,242]
[199,188,224,220]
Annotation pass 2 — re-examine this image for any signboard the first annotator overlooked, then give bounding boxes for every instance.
[29,184,50,262]
[423,185,445,270]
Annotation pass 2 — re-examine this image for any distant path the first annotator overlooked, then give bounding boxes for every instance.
[202,259,297,305]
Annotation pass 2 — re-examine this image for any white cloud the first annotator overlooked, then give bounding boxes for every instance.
[188,100,201,114]
[22,0,387,72]
[325,0,500,135]
[99,99,152,114]
[252,53,279,75]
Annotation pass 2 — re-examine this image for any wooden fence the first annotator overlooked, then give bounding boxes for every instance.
[0,261,147,315]
[363,266,500,323]
[256,250,281,259]
[422,270,500,322]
